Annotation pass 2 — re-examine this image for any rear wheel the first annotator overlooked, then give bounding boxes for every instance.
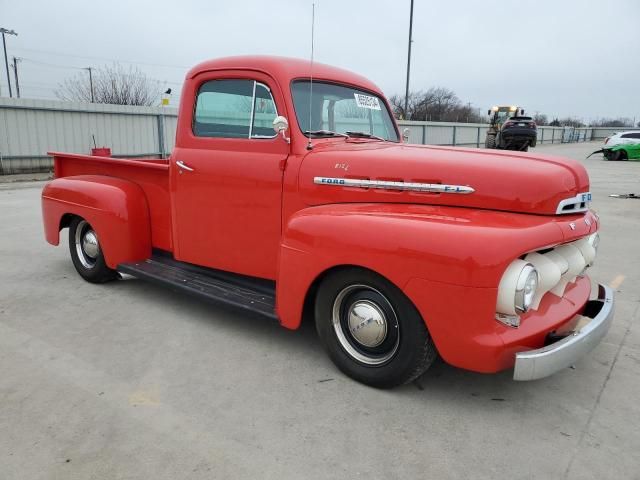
[485,134,496,149]
[315,268,437,388]
[68,217,118,283]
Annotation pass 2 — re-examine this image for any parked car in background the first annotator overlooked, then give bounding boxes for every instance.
[601,131,640,160]
[603,131,640,147]
[485,106,537,151]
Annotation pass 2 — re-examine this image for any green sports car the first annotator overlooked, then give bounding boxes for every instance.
[600,131,640,160]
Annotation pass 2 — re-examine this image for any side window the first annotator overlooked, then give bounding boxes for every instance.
[193,79,278,139]
[194,80,253,138]
[631,133,640,139]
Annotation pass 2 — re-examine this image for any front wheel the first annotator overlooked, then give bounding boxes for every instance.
[315,268,437,388]
[68,217,118,283]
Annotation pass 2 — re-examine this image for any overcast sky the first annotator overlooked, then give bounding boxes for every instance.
[2,0,639,121]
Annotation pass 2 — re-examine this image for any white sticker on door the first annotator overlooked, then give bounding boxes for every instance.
[354,93,381,110]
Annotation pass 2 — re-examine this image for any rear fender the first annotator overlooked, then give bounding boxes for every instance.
[42,175,151,268]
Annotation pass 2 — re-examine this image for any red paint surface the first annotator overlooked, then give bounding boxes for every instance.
[41,56,599,374]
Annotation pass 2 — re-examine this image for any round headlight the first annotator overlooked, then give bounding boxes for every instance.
[515,265,538,313]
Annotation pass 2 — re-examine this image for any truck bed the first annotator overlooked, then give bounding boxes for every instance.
[48,152,173,251]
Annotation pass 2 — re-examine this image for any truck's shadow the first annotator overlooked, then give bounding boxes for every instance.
[94,272,546,405]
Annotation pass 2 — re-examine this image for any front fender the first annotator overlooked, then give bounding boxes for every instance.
[42,175,151,268]
[275,203,586,331]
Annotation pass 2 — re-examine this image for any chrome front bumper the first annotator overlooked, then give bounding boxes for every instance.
[513,284,614,381]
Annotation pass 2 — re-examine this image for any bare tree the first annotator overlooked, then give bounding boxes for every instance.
[56,64,158,106]
[389,91,423,120]
[556,117,585,128]
[390,88,483,123]
[589,117,634,128]
[533,113,548,125]
[547,117,585,127]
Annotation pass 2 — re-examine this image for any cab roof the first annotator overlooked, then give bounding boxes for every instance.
[186,55,383,95]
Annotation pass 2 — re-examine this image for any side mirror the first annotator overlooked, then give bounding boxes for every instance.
[402,128,410,143]
[273,116,290,144]
[487,109,491,116]
[521,109,525,115]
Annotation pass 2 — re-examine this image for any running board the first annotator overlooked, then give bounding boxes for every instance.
[117,253,277,320]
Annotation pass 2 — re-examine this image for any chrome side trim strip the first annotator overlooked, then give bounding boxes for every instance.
[313,177,475,194]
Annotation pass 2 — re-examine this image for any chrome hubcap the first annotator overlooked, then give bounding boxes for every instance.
[332,284,400,366]
[347,301,387,348]
[82,231,99,259]
[75,220,99,269]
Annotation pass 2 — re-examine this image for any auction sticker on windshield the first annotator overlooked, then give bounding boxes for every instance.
[354,93,381,110]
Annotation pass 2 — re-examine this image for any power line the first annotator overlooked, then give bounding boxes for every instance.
[13,47,189,70]
[1,27,19,97]
[14,54,185,105]
[20,57,86,70]
[20,57,185,86]
[11,56,21,97]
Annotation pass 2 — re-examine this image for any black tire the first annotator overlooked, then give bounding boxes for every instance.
[617,149,628,161]
[485,134,496,149]
[68,217,118,283]
[521,145,529,152]
[314,268,437,388]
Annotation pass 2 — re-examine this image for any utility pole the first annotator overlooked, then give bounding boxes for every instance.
[1,28,18,98]
[403,0,414,120]
[85,67,95,102]
[11,56,20,98]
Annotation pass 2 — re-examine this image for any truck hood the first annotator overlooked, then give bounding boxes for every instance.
[298,142,590,215]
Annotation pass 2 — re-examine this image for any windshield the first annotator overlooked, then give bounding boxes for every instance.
[494,110,514,123]
[291,80,399,141]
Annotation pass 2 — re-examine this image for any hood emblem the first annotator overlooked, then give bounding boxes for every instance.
[556,191,592,215]
[314,177,475,194]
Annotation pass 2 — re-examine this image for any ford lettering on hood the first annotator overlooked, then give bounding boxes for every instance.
[299,141,590,216]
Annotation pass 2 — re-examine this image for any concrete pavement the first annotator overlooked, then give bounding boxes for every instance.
[1,142,638,479]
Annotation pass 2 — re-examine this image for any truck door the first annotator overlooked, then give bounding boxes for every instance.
[171,72,288,280]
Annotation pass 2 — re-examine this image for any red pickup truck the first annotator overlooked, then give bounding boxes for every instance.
[42,56,613,388]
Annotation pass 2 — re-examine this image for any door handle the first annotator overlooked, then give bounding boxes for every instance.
[176,160,194,172]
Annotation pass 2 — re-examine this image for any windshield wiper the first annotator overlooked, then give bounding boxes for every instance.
[345,131,385,141]
[304,130,349,138]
